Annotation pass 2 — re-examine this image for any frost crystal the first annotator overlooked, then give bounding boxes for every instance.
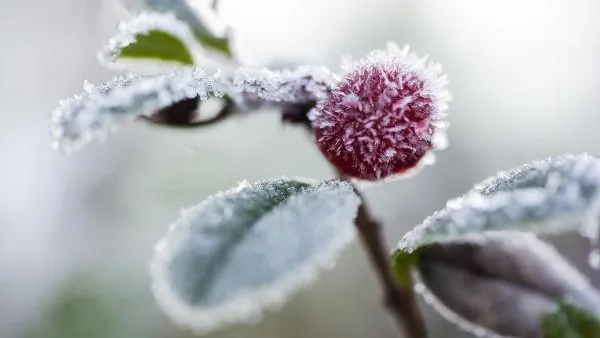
[229,66,337,107]
[312,42,451,181]
[396,153,600,253]
[99,12,199,70]
[50,65,338,153]
[50,67,224,153]
[150,178,360,334]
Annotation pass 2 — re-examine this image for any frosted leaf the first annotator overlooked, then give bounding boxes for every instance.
[50,65,338,152]
[150,178,360,334]
[99,12,198,70]
[415,232,600,338]
[390,153,600,337]
[396,153,600,254]
[50,67,224,153]
[120,0,231,56]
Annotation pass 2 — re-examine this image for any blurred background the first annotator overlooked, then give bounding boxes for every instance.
[2,0,600,337]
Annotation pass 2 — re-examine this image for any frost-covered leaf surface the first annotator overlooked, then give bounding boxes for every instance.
[50,66,336,153]
[150,178,360,334]
[394,153,600,255]
[543,301,600,338]
[120,0,231,56]
[389,153,600,338]
[416,232,600,338]
[50,68,223,153]
[99,12,197,69]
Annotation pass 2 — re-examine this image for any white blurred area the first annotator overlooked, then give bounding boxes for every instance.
[1,0,600,337]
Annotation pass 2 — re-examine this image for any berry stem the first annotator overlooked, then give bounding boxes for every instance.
[336,172,427,338]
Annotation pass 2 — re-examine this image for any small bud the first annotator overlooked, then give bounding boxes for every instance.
[312,43,451,181]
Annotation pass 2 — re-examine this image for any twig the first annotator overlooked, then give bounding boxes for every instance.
[210,0,219,10]
[337,173,427,338]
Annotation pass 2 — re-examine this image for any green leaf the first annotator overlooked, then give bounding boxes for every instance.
[150,178,360,335]
[119,30,194,65]
[390,248,420,287]
[100,12,198,69]
[543,301,600,338]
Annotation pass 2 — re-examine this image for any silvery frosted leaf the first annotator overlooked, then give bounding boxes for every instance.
[150,178,360,334]
[50,67,224,153]
[416,232,600,338]
[49,65,336,153]
[99,12,197,70]
[389,153,600,337]
[395,153,600,255]
[120,0,231,56]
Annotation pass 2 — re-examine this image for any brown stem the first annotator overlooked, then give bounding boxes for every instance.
[337,174,427,338]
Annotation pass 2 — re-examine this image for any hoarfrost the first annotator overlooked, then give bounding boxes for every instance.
[396,153,600,253]
[229,66,337,105]
[50,67,224,153]
[50,65,338,153]
[149,178,360,334]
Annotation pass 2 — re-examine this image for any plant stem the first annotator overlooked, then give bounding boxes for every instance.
[338,174,427,338]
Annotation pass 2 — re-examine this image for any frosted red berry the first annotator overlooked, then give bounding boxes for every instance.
[311,43,451,181]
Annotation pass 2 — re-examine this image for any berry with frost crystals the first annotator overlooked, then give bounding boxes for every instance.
[311,43,451,181]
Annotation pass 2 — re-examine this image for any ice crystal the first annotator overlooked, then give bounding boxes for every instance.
[50,67,224,153]
[396,153,600,253]
[150,178,360,334]
[228,66,337,107]
[312,42,451,181]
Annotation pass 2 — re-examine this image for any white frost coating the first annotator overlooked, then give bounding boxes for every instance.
[50,65,337,153]
[99,12,199,70]
[50,67,224,153]
[149,178,359,335]
[396,154,600,254]
[229,66,338,104]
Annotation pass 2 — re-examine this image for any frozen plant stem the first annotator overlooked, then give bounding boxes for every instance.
[337,173,427,338]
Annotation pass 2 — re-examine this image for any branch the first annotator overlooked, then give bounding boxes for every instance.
[337,173,427,338]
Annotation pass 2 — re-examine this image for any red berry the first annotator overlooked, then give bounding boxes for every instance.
[311,43,451,181]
